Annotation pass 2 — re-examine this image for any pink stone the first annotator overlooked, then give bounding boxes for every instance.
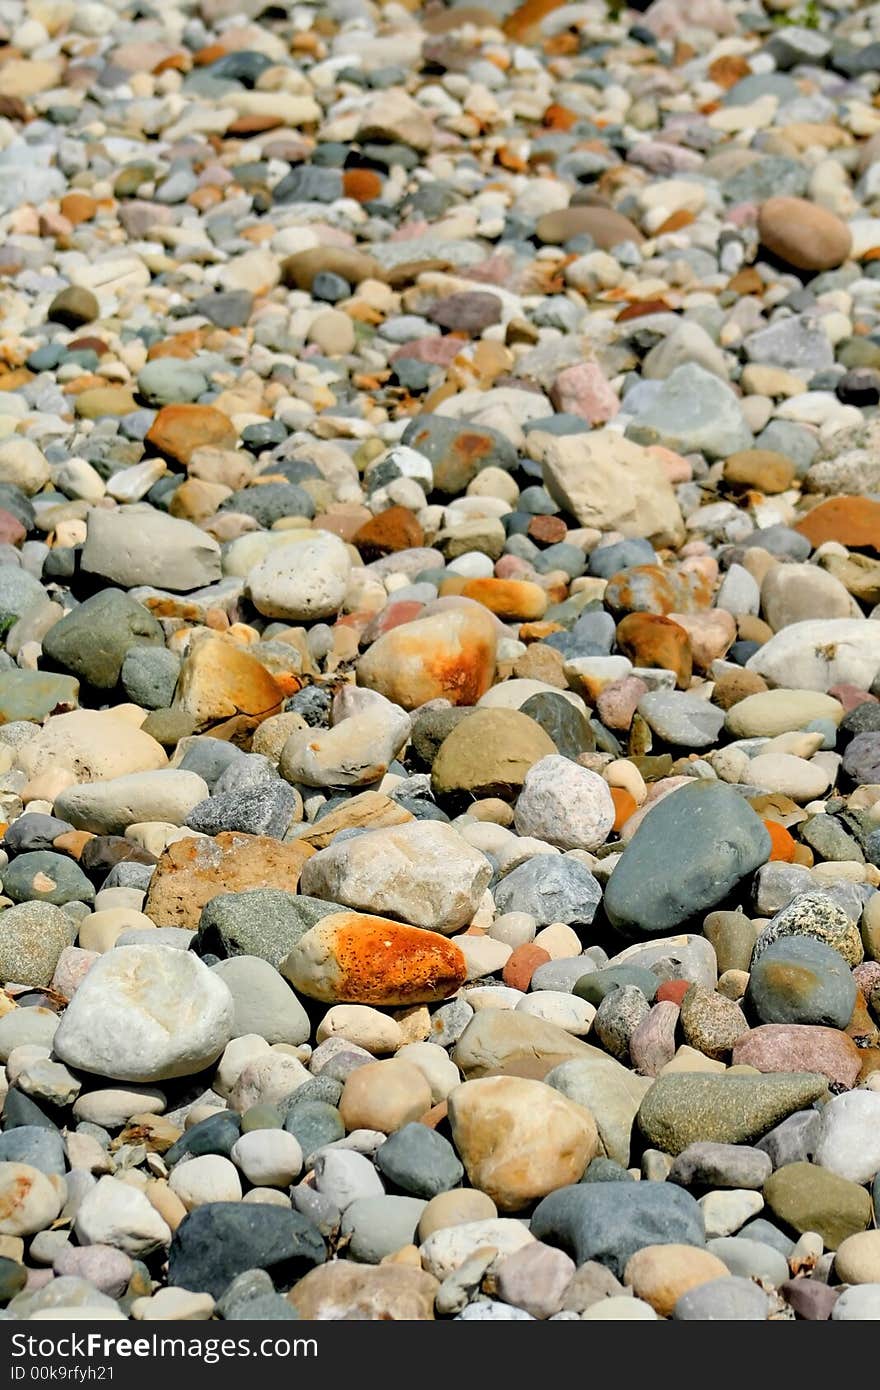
[550,362,620,425]
[0,509,26,546]
[390,337,461,367]
[853,961,880,997]
[53,1245,133,1297]
[596,675,648,731]
[389,219,431,242]
[51,945,99,999]
[646,445,692,483]
[667,609,736,669]
[495,554,536,580]
[630,1000,680,1076]
[732,1024,862,1089]
[828,683,878,712]
[643,0,737,38]
[363,599,424,642]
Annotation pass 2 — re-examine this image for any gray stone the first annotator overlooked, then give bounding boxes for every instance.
[493,855,601,927]
[673,1275,771,1320]
[196,891,343,967]
[530,1181,705,1279]
[637,692,725,749]
[746,937,857,1028]
[210,956,310,1046]
[339,1195,426,1263]
[604,782,771,937]
[626,363,752,460]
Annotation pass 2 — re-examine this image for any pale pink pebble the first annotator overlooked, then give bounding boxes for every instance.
[389,219,431,242]
[550,362,620,425]
[596,676,648,732]
[646,445,692,484]
[853,962,880,997]
[53,1245,133,1298]
[311,224,355,248]
[668,609,736,669]
[679,555,718,583]
[495,554,536,580]
[464,253,517,286]
[726,202,759,227]
[644,0,736,37]
[24,1269,54,1293]
[680,540,711,557]
[828,683,878,711]
[391,337,461,367]
[51,945,99,999]
[9,208,40,235]
[363,599,424,641]
[621,776,692,842]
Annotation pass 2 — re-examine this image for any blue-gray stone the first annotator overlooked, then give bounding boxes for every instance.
[530,1181,704,1278]
[0,1126,66,1175]
[137,361,208,406]
[519,692,594,760]
[2,815,73,855]
[283,1101,344,1160]
[604,782,771,937]
[219,483,315,525]
[375,1123,463,1198]
[2,852,95,907]
[339,1196,425,1264]
[574,965,659,1006]
[42,588,164,690]
[165,1111,241,1168]
[195,890,343,967]
[186,783,300,839]
[755,1110,821,1170]
[493,855,602,927]
[589,538,656,578]
[168,1204,325,1299]
[746,937,856,1028]
[120,645,181,710]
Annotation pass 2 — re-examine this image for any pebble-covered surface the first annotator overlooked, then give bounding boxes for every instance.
[0,0,880,1328]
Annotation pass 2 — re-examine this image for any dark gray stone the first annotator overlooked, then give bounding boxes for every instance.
[168,1204,325,1298]
[530,1181,705,1278]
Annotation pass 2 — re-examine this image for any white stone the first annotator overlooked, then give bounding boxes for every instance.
[131,1288,215,1321]
[582,1296,658,1321]
[814,1090,880,1185]
[0,438,50,495]
[516,992,596,1035]
[279,706,410,789]
[831,1285,880,1321]
[530,428,684,547]
[699,1189,764,1238]
[230,1131,303,1188]
[53,946,234,1083]
[746,619,880,693]
[312,1149,385,1209]
[747,753,831,803]
[316,1006,403,1054]
[0,1163,64,1236]
[227,1050,311,1112]
[73,1086,166,1128]
[54,771,209,836]
[420,1219,535,1280]
[247,533,353,621]
[514,755,615,851]
[75,1176,171,1256]
[300,821,492,934]
[169,1155,242,1210]
[395,1042,461,1103]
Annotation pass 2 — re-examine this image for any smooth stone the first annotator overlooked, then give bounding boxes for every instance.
[530,1182,704,1279]
[637,1073,828,1154]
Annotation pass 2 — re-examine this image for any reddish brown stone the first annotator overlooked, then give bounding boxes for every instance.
[353,505,425,560]
[656,980,691,1006]
[527,515,567,545]
[0,509,26,545]
[616,612,693,690]
[343,168,383,204]
[503,944,551,991]
[794,497,880,551]
[146,404,237,464]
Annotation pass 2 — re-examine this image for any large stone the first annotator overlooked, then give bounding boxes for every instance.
[42,590,164,691]
[146,404,237,465]
[0,1163,64,1236]
[145,833,314,929]
[53,945,234,1083]
[725,689,844,739]
[604,782,771,937]
[626,364,752,460]
[431,709,557,799]
[531,429,684,547]
[168,1204,325,1299]
[763,1162,872,1250]
[758,197,852,272]
[0,902,74,988]
[732,1026,862,1090]
[746,937,857,1029]
[746,620,880,693]
[54,770,209,836]
[530,1182,704,1279]
[513,755,615,851]
[357,606,497,709]
[172,635,284,736]
[247,533,353,621]
[81,507,221,592]
[299,821,491,935]
[447,1077,598,1211]
[452,1009,602,1080]
[279,912,467,1006]
[211,956,310,1046]
[15,710,167,784]
[637,1073,828,1155]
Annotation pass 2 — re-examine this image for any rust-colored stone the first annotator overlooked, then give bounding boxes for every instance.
[146,404,237,464]
[616,612,693,689]
[794,497,880,552]
[353,505,425,560]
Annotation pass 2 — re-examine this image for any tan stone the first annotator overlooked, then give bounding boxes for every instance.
[339,1059,432,1133]
[447,1076,598,1212]
[144,833,314,929]
[624,1244,730,1317]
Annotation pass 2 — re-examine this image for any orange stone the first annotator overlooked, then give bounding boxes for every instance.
[764,820,797,863]
[147,330,204,361]
[52,830,93,860]
[503,943,551,991]
[60,193,97,225]
[794,497,880,552]
[357,606,498,710]
[616,612,693,690]
[708,54,751,89]
[458,577,548,622]
[353,505,425,560]
[343,168,383,203]
[656,979,691,1006]
[280,911,467,1005]
[610,786,638,833]
[173,634,284,737]
[503,0,567,41]
[146,404,237,465]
